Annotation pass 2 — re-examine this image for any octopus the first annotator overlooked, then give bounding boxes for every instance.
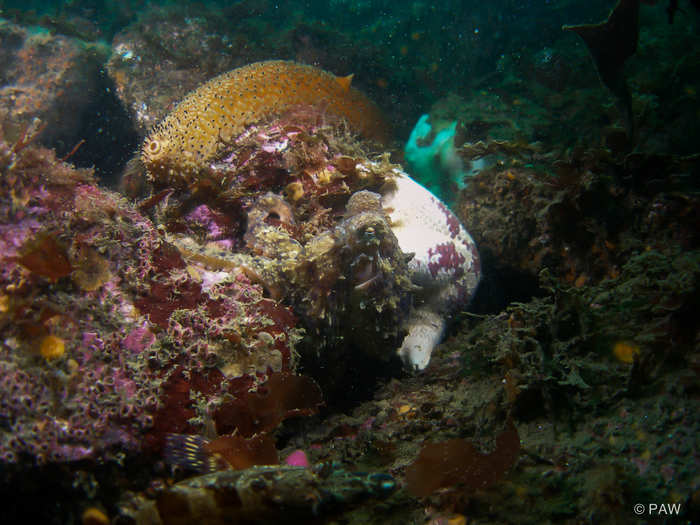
[118,463,397,524]
[173,187,415,367]
[139,61,480,372]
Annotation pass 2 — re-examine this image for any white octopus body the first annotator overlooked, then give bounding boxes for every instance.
[381,169,481,370]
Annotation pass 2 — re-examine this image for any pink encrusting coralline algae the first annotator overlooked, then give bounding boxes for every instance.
[0,128,300,464]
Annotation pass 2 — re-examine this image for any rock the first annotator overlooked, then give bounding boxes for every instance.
[0,19,108,144]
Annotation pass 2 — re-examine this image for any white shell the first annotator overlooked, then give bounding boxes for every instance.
[381,170,481,370]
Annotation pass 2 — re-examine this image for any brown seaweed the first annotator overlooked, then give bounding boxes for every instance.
[563,0,640,137]
[404,419,520,497]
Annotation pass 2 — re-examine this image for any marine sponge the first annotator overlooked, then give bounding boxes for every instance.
[141,60,389,183]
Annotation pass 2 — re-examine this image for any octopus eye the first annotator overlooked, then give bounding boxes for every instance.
[357,226,372,237]
[358,225,379,245]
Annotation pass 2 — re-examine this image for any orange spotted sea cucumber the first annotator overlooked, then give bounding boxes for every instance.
[141,60,390,182]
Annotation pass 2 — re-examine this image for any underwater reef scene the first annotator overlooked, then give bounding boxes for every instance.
[0,0,699,523]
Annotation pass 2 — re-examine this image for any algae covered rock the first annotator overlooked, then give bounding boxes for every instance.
[0,122,301,464]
